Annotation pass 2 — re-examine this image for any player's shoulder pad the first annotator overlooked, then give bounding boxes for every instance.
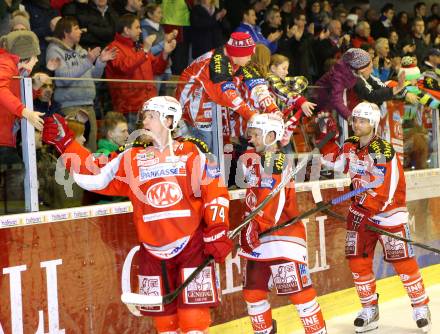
[261,151,286,175]
[368,137,395,162]
[179,137,212,154]
[116,141,152,154]
[344,136,360,144]
[209,47,233,83]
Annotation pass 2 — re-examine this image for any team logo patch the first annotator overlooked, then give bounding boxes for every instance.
[183,266,216,304]
[270,263,300,294]
[138,275,163,312]
[146,181,183,208]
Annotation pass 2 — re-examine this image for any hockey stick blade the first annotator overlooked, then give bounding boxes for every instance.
[366,225,440,255]
[229,130,336,239]
[260,178,383,237]
[121,292,164,307]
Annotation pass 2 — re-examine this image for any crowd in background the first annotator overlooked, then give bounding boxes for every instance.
[0,0,439,212]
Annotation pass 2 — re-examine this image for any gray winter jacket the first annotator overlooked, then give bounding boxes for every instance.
[46,37,106,108]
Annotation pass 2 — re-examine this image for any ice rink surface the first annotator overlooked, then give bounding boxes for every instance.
[291,284,440,334]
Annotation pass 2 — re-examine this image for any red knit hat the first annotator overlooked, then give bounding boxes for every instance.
[225,32,256,57]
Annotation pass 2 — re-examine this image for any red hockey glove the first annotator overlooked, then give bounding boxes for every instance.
[347,204,372,232]
[203,224,233,263]
[239,220,261,254]
[42,114,74,154]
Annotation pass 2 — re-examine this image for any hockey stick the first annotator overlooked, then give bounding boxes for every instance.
[121,132,337,307]
[308,207,440,255]
[366,225,440,255]
[259,178,383,237]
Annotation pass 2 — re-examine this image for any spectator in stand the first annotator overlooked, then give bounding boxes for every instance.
[22,1,58,69]
[314,19,350,78]
[430,4,439,21]
[32,72,60,116]
[306,0,323,31]
[112,0,143,17]
[278,12,315,80]
[261,6,283,41]
[236,6,281,54]
[419,49,440,102]
[373,38,392,81]
[279,0,293,30]
[371,3,394,39]
[9,10,30,31]
[51,0,72,13]
[46,17,117,151]
[388,29,401,56]
[190,0,227,59]
[414,2,427,23]
[343,13,358,36]
[394,11,411,40]
[61,0,87,18]
[161,0,191,74]
[402,17,432,64]
[351,21,375,48]
[0,0,21,36]
[253,0,271,26]
[105,14,176,131]
[64,0,118,50]
[293,0,307,16]
[96,112,129,156]
[141,3,177,94]
[0,30,44,164]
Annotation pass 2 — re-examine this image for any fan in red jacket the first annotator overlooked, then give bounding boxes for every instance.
[0,30,45,148]
[105,14,175,128]
[42,96,232,334]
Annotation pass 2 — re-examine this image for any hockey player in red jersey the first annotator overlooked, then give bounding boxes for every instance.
[175,32,259,150]
[42,96,232,334]
[324,102,431,333]
[238,113,327,334]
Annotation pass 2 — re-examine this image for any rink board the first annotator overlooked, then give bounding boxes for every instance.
[0,186,440,333]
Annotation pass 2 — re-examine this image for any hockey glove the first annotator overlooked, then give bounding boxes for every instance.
[239,220,261,254]
[347,204,373,232]
[203,224,233,263]
[42,114,74,154]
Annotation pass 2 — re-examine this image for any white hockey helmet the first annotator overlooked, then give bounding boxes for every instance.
[140,96,182,130]
[351,102,381,133]
[247,113,284,146]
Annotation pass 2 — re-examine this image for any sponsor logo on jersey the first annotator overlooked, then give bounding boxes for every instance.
[245,190,257,210]
[138,275,163,312]
[137,158,159,167]
[221,81,236,92]
[246,78,266,90]
[206,164,221,178]
[298,264,312,287]
[139,163,186,181]
[183,267,216,304]
[373,165,386,176]
[165,155,188,163]
[136,152,154,161]
[270,263,300,294]
[260,177,275,189]
[146,181,183,208]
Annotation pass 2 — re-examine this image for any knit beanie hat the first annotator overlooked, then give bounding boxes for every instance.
[225,32,256,57]
[9,10,31,31]
[399,56,420,81]
[0,30,40,59]
[342,48,371,70]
